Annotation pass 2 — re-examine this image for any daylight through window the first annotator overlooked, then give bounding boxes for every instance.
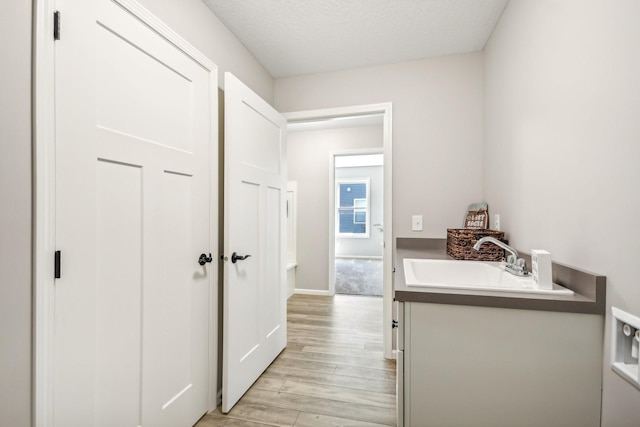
[336,179,370,238]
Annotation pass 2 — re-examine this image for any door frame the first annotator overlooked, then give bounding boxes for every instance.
[330,149,382,295]
[32,1,220,424]
[283,103,393,359]
[33,1,57,424]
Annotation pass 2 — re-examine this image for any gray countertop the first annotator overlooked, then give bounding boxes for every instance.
[394,238,606,315]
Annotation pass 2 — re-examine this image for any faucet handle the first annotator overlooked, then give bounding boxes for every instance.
[504,257,530,276]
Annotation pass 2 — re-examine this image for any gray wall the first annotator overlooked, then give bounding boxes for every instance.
[483,1,640,426]
[0,1,32,425]
[288,125,383,292]
[335,165,384,258]
[275,53,485,238]
[137,0,274,101]
[276,3,640,423]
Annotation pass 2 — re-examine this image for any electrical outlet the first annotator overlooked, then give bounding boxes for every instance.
[494,214,501,231]
[412,215,423,231]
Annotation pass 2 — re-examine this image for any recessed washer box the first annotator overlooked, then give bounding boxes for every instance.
[611,307,640,390]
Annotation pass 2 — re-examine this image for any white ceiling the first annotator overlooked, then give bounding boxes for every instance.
[203,0,508,78]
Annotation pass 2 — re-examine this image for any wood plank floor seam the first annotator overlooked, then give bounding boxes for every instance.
[195,294,396,427]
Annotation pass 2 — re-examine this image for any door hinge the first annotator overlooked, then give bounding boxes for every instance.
[53,11,61,40]
[392,320,398,329]
[54,250,61,279]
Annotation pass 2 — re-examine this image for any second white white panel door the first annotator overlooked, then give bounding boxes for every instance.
[222,73,287,413]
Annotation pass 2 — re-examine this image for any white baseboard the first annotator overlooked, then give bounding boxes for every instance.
[294,288,332,296]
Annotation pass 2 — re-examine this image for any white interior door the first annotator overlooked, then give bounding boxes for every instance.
[222,73,287,413]
[53,0,217,426]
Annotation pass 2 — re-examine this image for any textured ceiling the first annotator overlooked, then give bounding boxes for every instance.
[203,0,508,78]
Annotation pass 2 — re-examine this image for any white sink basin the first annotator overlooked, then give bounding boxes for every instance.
[402,258,574,295]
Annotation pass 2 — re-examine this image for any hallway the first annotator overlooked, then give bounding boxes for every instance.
[197,294,396,426]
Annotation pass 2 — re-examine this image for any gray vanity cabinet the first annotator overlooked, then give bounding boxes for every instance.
[397,301,603,427]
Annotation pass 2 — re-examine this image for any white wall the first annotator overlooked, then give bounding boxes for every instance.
[288,125,382,292]
[484,1,640,426]
[275,53,484,238]
[335,165,384,258]
[0,1,32,426]
[138,0,273,102]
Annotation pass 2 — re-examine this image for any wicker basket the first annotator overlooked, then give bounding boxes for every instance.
[446,229,506,261]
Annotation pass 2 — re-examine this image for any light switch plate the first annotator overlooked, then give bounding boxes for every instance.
[412,215,423,231]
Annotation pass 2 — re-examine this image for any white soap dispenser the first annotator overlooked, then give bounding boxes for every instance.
[531,250,552,290]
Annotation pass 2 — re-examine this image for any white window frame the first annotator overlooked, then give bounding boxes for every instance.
[352,198,367,224]
[335,178,370,238]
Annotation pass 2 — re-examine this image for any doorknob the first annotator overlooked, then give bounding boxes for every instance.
[231,252,251,263]
[198,253,213,266]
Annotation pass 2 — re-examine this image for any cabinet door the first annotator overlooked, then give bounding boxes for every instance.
[397,349,404,427]
[395,301,405,426]
[406,302,602,427]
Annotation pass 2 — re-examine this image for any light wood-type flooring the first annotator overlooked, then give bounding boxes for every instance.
[196,294,397,426]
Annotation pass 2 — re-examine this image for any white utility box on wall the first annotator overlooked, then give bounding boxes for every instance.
[611,307,640,390]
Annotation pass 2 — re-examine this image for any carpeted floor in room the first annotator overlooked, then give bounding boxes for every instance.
[335,258,383,297]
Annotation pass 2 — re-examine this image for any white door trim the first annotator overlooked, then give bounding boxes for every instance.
[33,1,220,424]
[33,2,57,424]
[283,103,394,359]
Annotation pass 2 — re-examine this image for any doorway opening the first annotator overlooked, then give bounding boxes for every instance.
[334,153,384,297]
[284,103,393,359]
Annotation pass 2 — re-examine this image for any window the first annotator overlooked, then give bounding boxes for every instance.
[336,179,370,238]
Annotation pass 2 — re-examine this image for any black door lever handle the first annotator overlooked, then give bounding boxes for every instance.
[231,252,251,263]
[198,253,213,266]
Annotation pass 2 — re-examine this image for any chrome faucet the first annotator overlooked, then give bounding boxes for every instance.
[473,236,529,276]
